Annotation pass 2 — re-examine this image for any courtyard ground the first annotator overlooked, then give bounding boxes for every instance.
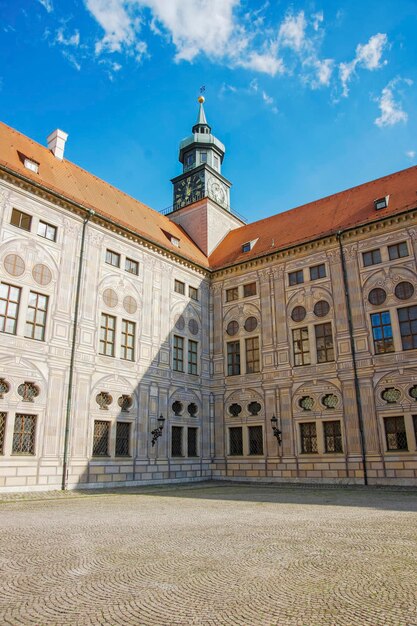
[1,482,416,626]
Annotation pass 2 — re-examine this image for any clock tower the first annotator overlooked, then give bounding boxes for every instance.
[168,97,243,256]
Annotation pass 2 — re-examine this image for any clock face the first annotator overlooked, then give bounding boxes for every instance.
[208,179,226,206]
[174,172,204,208]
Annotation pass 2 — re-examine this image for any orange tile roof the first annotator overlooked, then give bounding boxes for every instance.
[0,122,209,268]
[209,166,417,269]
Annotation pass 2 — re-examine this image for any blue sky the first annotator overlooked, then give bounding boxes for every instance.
[0,0,416,223]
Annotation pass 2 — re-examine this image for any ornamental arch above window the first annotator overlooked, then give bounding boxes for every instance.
[299,396,314,411]
[96,391,112,410]
[381,387,401,404]
[18,382,40,402]
[368,288,386,306]
[313,300,330,318]
[395,281,414,301]
[291,306,306,322]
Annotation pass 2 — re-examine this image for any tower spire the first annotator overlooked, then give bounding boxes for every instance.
[192,96,211,134]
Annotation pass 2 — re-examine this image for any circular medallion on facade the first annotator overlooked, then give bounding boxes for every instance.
[322,393,338,409]
[248,401,261,415]
[123,295,137,314]
[188,318,199,335]
[229,403,242,416]
[313,301,330,317]
[32,264,52,286]
[381,387,401,403]
[291,305,306,322]
[226,320,239,336]
[103,288,118,308]
[368,288,386,306]
[172,400,183,416]
[299,396,314,411]
[4,254,25,277]
[175,315,185,330]
[395,281,414,300]
[244,316,258,332]
[187,402,198,416]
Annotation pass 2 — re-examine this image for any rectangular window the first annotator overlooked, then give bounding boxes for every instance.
[243,282,257,297]
[189,286,198,301]
[245,337,260,373]
[174,279,185,295]
[371,312,394,354]
[171,426,183,457]
[173,335,184,372]
[187,427,198,457]
[99,313,116,357]
[227,341,241,376]
[229,427,243,456]
[25,292,48,341]
[384,416,408,451]
[125,258,139,275]
[388,242,408,260]
[188,340,198,375]
[105,249,120,268]
[11,208,32,231]
[200,152,207,163]
[398,306,417,351]
[12,414,36,455]
[92,420,110,456]
[226,287,238,302]
[37,221,57,242]
[213,155,220,170]
[242,242,251,253]
[310,264,326,281]
[362,249,381,267]
[248,425,263,455]
[289,270,304,286]
[324,421,343,453]
[115,422,130,456]
[413,415,417,447]
[300,422,318,454]
[293,327,310,366]
[0,283,21,335]
[121,319,135,361]
[315,323,334,363]
[0,412,6,455]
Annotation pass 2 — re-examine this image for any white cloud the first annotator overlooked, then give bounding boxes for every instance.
[311,11,323,32]
[406,150,416,159]
[262,90,278,113]
[56,28,80,47]
[339,33,388,97]
[61,51,81,71]
[38,0,53,12]
[85,0,142,54]
[278,11,306,52]
[374,77,412,128]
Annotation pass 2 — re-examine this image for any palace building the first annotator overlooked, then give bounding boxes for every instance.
[1,98,417,491]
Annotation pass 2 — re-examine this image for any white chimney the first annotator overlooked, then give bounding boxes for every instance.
[47,129,68,160]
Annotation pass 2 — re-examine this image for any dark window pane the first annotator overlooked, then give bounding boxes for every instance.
[229,427,243,455]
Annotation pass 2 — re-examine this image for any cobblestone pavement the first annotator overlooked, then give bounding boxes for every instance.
[1,483,417,626]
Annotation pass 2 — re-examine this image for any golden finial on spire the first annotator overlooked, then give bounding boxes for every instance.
[198,95,205,104]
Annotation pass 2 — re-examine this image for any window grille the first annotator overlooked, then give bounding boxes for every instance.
[125,258,139,275]
[92,420,110,456]
[173,335,184,372]
[171,426,183,457]
[299,396,314,411]
[291,306,306,322]
[413,415,417,443]
[248,401,261,415]
[118,394,132,411]
[105,249,120,267]
[324,421,343,453]
[25,292,48,341]
[248,425,263,455]
[300,422,318,453]
[0,412,6,454]
[395,281,414,301]
[175,315,185,330]
[384,417,408,451]
[244,316,258,332]
[371,312,394,354]
[11,208,32,231]
[174,280,185,295]
[187,402,198,416]
[189,286,198,301]
[229,427,243,455]
[12,414,36,454]
[226,287,238,302]
[0,378,10,399]
[96,391,112,410]
[245,337,260,373]
[123,296,137,315]
[229,403,242,417]
[293,327,310,366]
[368,288,386,306]
[17,382,39,402]
[99,313,116,356]
[381,387,401,403]
[37,221,57,241]
[310,264,326,280]
[226,320,239,336]
[172,401,183,416]
[188,319,199,335]
[0,283,21,334]
[32,264,52,286]
[362,249,381,267]
[227,341,240,375]
[121,319,135,361]
[187,427,198,457]
[243,282,257,297]
[388,242,408,260]
[398,306,417,350]
[313,300,330,318]
[289,270,304,286]
[322,393,338,409]
[315,323,334,363]
[103,289,118,308]
[115,422,130,456]
[4,254,25,277]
